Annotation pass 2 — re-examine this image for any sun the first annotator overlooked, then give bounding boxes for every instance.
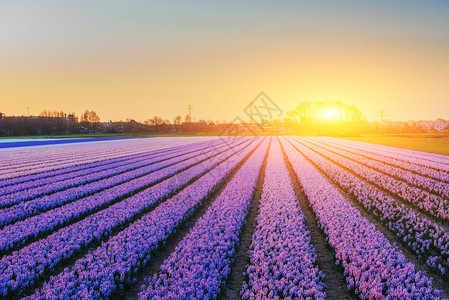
[322,108,339,121]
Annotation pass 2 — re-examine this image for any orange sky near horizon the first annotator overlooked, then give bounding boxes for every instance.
[1,1,448,123]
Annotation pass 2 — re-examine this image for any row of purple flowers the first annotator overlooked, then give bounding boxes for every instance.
[0,137,234,206]
[288,138,449,277]
[307,137,449,198]
[26,138,263,299]
[322,137,449,172]
[0,137,214,180]
[315,137,449,183]
[0,140,153,178]
[0,138,250,254]
[0,152,176,206]
[241,138,325,299]
[0,137,257,297]
[138,138,270,299]
[0,137,220,196]
[0,138,246,228]
[282,137,442,299]
[296,137,449,222]
[0,141,226,187]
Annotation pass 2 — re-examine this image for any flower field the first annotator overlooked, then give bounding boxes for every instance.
[0,136,448,299]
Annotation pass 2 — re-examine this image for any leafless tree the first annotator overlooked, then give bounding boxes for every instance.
[173,115,182,132]
[80,110,100,133]
[144,116,167,133]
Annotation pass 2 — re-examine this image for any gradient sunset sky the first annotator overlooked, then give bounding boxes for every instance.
[1,1,448,122]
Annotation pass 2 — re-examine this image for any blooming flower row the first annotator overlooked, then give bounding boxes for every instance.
[241,138,325,300]
[0,137,226,195]
[26,138,265,299]
[0,137,236,206]
[287,137,449,277]
[281,137,442,299]
[321,137,449,173]
[314,137,449,183]
[0,137,217,179]
[295,137,449,221]
[0,152,177,206]
[0,138,251,254]
[0,138,258,297]
[0,140,157,178]
[0,138,247,227]
[138,138,270,299]
[306,137,449,198]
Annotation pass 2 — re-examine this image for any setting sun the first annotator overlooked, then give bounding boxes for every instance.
[322,108,340,122]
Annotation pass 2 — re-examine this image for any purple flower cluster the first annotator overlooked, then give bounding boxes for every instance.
[0,153,181,207]
[0,138,249,254]
[0,137,223,198]
[306,137,449,199]
[138,139,270,299]
[26,138,262,299]
[323,137,449,173]
[241,139,325,299]
[0,139,155,179]
[0,138,245,227]
[0,152,131,189]
[281,137,442,299]
[0,138,256,297]
[287,138,449,277]
[315,137,449,183]
[296,138,449,221]
[0,137,217,179]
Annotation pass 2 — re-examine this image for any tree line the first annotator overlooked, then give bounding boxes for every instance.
[0,110,219,136]
[1,101,447,136]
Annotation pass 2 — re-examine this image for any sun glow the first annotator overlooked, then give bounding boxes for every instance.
[322,108,340,121]
[285,100,368,135]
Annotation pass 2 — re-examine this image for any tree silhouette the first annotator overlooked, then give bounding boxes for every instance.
[80,110,100,133]
[286,100,367,135]
[173,115,182,132]
[144,116,168,133]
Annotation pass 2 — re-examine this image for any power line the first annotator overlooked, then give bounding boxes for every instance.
[186,104,193,122]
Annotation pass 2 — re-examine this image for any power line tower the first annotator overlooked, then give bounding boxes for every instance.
[378,108,387,134]
[186,104,193,123]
